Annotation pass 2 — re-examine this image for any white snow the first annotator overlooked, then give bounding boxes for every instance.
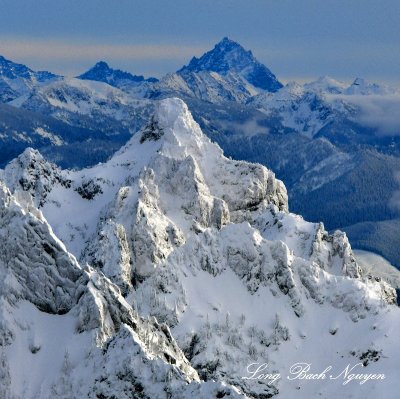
[1,97,399,399]
[355,249,400,289]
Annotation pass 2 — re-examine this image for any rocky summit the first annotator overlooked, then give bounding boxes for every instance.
[178,37,283,92]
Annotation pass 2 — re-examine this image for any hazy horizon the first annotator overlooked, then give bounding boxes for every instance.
[1,0,399,85]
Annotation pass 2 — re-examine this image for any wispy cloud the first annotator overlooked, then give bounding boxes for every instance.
[0,37,206,62]
[349,95,400,136]
[326,94,400,136]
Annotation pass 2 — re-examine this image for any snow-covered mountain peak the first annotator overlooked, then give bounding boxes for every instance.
[353,77,366,86]
[154,97,194,131]
[3,98,285,278]
[150,97,206,151]
[110,97,221,167]
[77,60,158,88]
[304,75,347,94]
[1,94,399,398]
[178,38,283,92]
[213,36,244,53]
[179,37,250,74]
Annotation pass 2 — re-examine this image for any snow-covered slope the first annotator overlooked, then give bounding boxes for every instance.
[2,98,399,398]
[0,147,244,399]
[15,77,152,130]
[249,77,400,138]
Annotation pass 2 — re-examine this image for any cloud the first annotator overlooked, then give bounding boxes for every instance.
[353,95,400,135]
[327,94,400,136]
[0,37,206,63]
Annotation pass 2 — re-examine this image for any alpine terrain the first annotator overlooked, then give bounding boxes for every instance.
[0,38,399,267]
[0,98,399,398]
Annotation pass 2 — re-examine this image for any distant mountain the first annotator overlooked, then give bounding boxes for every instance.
[0,55,60,101]
[0,101,135,169]
[303,75,348,94]
[354,249,400,290]
[5,78,155,168]
[179,37,282,92]
[0,55,58,82]
[78,61,158,88]
[74,39,283,103]
[148,38,283,103]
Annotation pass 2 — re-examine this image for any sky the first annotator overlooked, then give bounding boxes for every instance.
[0,0,399,85]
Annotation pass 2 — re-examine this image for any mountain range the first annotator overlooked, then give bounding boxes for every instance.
[3,35,400,399]
[0,37,400,271]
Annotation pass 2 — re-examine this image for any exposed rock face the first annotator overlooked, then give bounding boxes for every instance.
[0,182,80,314]
[178,37,283,93]
[1,98,399,399]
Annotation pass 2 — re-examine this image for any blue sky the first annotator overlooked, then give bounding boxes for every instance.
[0,0,399,84]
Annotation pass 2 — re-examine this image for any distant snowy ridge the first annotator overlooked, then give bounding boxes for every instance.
[78,60,158,89]
[0,54,59,102]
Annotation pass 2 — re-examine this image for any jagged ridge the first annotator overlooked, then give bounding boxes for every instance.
[1,98,399,398]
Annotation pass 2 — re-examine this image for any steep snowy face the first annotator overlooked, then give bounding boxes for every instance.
[78,61,158,88]
[0,181,81,315]
[179,37,283,92]
[50,98,285,281]
[0,178,245,399]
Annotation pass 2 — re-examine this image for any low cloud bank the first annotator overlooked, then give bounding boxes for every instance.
[329,94,400,136]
